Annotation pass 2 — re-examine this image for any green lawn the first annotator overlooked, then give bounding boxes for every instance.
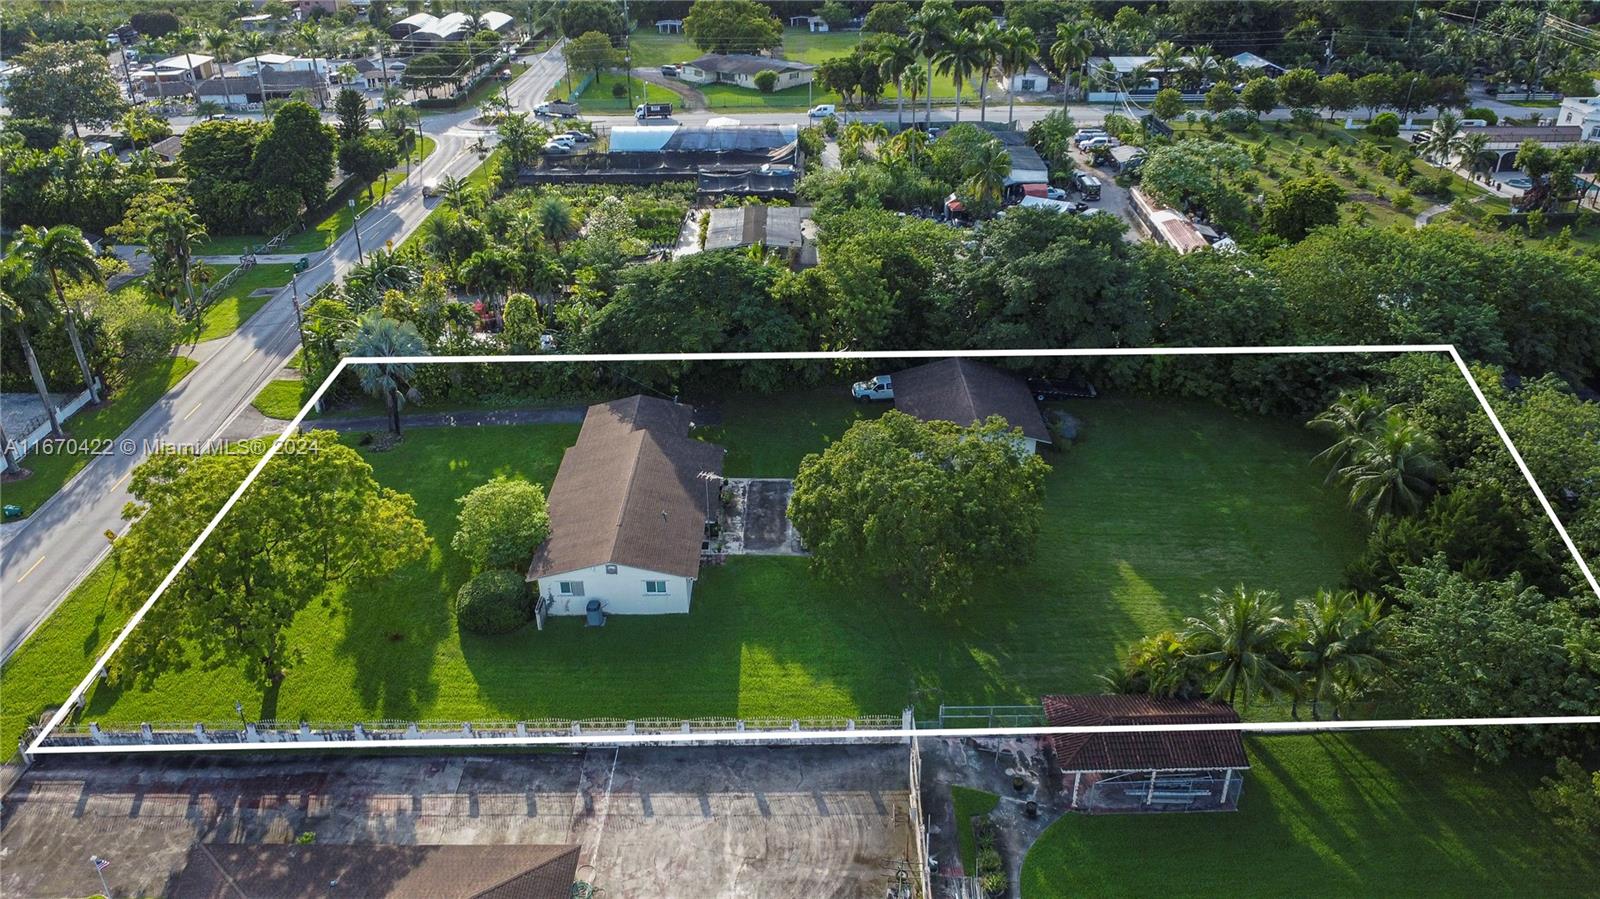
[572,71,677,112]
[70,393,1362,727]
[1019,732,1600,896]
[694,384,887,476]
[188,263,295,342]
[0,356,198,518]
[952,786,1001,871]
[251,379,307,420]
[194,135,437,257]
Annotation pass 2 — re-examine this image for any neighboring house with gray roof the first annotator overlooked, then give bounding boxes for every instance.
[528,396,725,616]
[171,843,580,898]
[890,358,1053,454]
[680,53,815,90]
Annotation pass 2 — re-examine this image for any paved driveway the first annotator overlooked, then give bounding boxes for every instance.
[0,745,913,898]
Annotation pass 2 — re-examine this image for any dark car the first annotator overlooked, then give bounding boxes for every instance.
[1072,171,1102,200]
[1027,376,1098,401]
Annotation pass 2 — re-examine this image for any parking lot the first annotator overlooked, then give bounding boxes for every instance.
[0,745,914,898]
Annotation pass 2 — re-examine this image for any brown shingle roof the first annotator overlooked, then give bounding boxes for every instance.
[171,843,580,899]
[892,358,1051,444]
[1042,694,1249,772]
[528,396,724,581]
[689,53,815,76]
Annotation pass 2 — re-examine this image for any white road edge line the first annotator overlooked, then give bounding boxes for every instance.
[25,345,1600,760]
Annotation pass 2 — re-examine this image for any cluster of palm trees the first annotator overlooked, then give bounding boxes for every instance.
[0,225,106,474]
[1106,585,1395,720]
[868,14,1093,128]
[1416,111,1497,183]
[1310,389,1447,519]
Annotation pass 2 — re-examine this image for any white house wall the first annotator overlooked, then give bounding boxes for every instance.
[535,562,695,615]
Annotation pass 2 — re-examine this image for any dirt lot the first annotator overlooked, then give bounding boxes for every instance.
[0,744,914,898]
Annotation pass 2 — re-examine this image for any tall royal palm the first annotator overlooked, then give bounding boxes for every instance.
[875,35,918,130]
[340,310,429,437]
[972,20,1003,123]
[1340,411,1446,518]
[910,5,955,127]
[239,32,270,110]
[935,31,986,124]
[996,26,1038,127]
[0,262,64,438]
[1182,585,1292,710]
[1050,22,1093,111]
[14,225,104,402]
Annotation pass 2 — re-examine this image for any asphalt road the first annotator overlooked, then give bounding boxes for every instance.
[0,42,570,661]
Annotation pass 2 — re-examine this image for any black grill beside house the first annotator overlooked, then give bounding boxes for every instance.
[1042,694,1249,813]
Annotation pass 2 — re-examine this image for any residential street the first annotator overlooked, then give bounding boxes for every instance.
[0,45,569,662]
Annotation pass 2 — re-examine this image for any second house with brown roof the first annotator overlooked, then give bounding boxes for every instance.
[527,396,725,617]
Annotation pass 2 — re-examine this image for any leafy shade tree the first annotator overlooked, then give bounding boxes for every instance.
[340,310,429,436]
[1239,76,1279,118]
[455,569,533,635]
[558,0,626,39]
[1140,139,1252,229]
[1319,73,1357,122]
[338,133,401,198]
[11,224,104,402]
[1262,175,1346,242]
[1534,758,1600,839]
[6,41,127,138]
[1151,87,1185,121]
[1355,71,1394,120]
[1393,562,1600,764]
[788,410,1048,609]
[252,101,337,226]
[1277,67,1321,113]
[180,119,266,234]
[452,475,551,573]
[334,87,370,143]
[683,0,782,55]
[119,106,173,152]
[109,431,429,686]
[862,1,913,35]
[1181,585,1292,710]
[562,30,621,83]
[1203,81,1237,114]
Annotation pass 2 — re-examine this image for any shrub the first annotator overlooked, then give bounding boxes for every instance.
[1430,170,1455,197]
[980,873,1007,897]
[455,569,532,635]
[611,80,627,98]
[1464,107,1498,126]
[753,69,778,93]
[1391,189,1414,212]
[1215,109,1254,132]
[1366,112,1400,137]
[821,114,840,137]
[452,476,551,573]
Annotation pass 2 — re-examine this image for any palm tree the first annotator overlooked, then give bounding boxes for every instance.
[340,309,428,437]
[1050,22,1093,111]
[143,202,207,317]
[971,20,1003,123]
[1287,590,1394,720]
[885,126,929,166]
[1308,388,1386,481]
[13,225,104,403]
[1460,132,1494,183]
[239,32,271,109]
[204,30,234,64]
[458,248,523,308]
[1184,44,1220,92]
[1340,411,1445,518]
[1182,585,1292,710]
[902,62,927,122]
[934,31,986,124]
[996,25,1038,127]
[534,196,578,250]
[0,262,64,439]
[874,35,917,130]
[1419,110,1467,167]
[1150,39,1184,84]
[910,4,956,127]
[1102,630,1203,698]
[962,138,1011,210]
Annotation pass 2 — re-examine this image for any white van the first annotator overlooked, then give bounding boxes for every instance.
[808,104,836,118]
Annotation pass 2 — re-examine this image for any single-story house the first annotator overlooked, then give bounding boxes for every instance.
[528,396,726,617]
[1043,694,1249,813]
[790,15,830,32]
[697,204,817,267]
[348,56,406,89]
[170,843,579,899]
[1559,96,1600,143]
[679,53,815,90]
[198,69,330,106]
[655,19,683,34]
[996,63,1051,94]
[149,134,184,163]
[134,53,217,91]
[237,13,276,32]
[889,357,1052,454]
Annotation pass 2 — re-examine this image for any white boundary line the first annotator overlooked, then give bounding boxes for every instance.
[24,345,1600,758]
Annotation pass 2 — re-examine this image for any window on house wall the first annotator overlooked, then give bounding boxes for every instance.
[644,580,668,595]
[558,581,584,596]
[605,564,618,574]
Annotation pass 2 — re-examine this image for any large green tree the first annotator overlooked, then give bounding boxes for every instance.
[788,410,1049,609]
[562,30,622,82]
[11,225,103,402]
[179,119,265,233]
[251,101,337,225]
[1262,175,1346,242]
[1139,139,1251,230]
[452,475,551,574]
[5,41,126,138]
[110,431,430,686]
[683,0,782,55]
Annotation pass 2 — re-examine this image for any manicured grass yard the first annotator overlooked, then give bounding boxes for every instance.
[251,379,307,420]
[0,355,198,519]
[572,71,677,112]
[187,263,295,342]
[695,384,887,475]
[1020,732,1600,896]
[952,786,1000,871]
[70,393,1362,728]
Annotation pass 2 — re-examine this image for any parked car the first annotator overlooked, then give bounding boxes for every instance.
[851,374,894,401]
[544,137,576,154]
[1073,127,1107,143]
[661,64,680,77]
[1072,171,1102,200]
[808,104,837,118]
[553,130,592,143]
[1118,153,1148,177]
[1079,135,1119,152]
[496,68,513,82]
[1045,186,1069,200]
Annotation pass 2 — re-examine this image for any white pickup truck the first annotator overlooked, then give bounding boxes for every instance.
[851,374,894,401]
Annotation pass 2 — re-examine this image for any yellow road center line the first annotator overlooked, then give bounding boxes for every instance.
[17,555,46,583]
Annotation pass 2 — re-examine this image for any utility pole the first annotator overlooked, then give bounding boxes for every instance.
[622,0,634,109]
[349,199,365,261]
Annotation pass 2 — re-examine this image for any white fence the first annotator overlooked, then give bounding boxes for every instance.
[10,380,101,464]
